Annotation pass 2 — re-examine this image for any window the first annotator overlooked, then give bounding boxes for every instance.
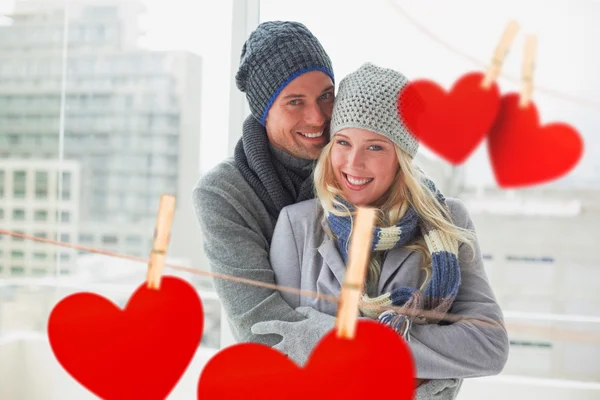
[166,155,178,170]
[510,340,552,349]
[35,171,48,199]
[10,266,25,275]
[3,0,242,354]
[8,134,19,145]
[13,170,26,198]
[95,133,109,145]
[256,0,600,379]
[35,171,48,183]
[11,250,25,259]
[60,211,71,223]
[34,210,48,221]
[60,233,70,242]
[0,170,4,197]
[125,95,134,107]
[125,235,142,246]
[12,209,25,221]
[102,235,118,245]
[12,230,24,241]
[93,210,108,223]
[506,256,555,263]
[79,234,94,243]
[62,188,72,201]
[96,25,106,41]
[168,115,179,128]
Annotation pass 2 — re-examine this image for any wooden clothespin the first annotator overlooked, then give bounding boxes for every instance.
[481,20,520,89]
[146,194,176,290]
[335,207,377,340]
[519,35,537,108]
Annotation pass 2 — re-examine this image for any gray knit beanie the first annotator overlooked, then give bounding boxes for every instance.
[330,62,419,158]
[235,21,334,126]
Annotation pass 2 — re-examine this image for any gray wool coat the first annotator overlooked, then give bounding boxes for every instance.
[269,198,509,398]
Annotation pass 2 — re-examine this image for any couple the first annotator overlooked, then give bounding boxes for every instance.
[193,21,509,399]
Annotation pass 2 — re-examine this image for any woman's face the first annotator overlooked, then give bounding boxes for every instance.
[330,128,399,207]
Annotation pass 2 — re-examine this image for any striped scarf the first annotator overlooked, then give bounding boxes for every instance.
[326,178,460,324]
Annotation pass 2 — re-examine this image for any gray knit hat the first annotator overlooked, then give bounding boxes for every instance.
[235,21,334,126]
[330,62,419,157]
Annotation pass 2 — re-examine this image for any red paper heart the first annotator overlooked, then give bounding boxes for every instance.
[398,72,501,164]
[487,93,584,188]
[48,276,203,400]
[197,320,415,399]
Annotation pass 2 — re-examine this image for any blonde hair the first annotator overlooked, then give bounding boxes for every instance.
[313,140,475,295]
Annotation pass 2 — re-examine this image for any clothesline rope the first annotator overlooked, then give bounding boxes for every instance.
[389,0,600,109]
[1,229,599,345]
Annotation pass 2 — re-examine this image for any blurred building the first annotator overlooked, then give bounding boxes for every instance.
[0,0,206,276]
[461,186,598,314]
[460,185,600,382]
[0,159,80,277]
[407,152,600,381]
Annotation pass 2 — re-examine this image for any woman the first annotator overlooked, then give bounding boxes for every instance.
[252,63,509,399]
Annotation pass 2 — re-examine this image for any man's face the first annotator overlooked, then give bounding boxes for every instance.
[264,71,335,160]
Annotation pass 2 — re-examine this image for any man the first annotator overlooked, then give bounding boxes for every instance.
[192,21,337,353]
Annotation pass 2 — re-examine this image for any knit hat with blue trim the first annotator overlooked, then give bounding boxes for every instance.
[235,21,334,126]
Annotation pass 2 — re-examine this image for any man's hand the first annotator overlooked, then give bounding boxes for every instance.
[251,307,336,366]
[414,379,462,399]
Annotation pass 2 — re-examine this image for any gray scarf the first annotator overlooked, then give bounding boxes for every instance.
[234,115,315,222]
